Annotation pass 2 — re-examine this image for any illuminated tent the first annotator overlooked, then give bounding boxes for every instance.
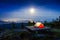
[34,22,44,29]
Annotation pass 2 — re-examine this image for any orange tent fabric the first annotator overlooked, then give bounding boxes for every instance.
[38,23,44,28]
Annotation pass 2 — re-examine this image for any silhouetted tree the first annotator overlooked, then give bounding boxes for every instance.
[33,21,35,25]
[28,21,35,26]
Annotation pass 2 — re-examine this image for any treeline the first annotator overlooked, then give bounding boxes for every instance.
[28,21,35,26]
[44,16,60,29]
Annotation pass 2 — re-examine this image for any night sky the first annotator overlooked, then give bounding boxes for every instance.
[0,0,60,21]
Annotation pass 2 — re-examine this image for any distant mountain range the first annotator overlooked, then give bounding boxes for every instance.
[0,19,33,24]
[0,21,8,24]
